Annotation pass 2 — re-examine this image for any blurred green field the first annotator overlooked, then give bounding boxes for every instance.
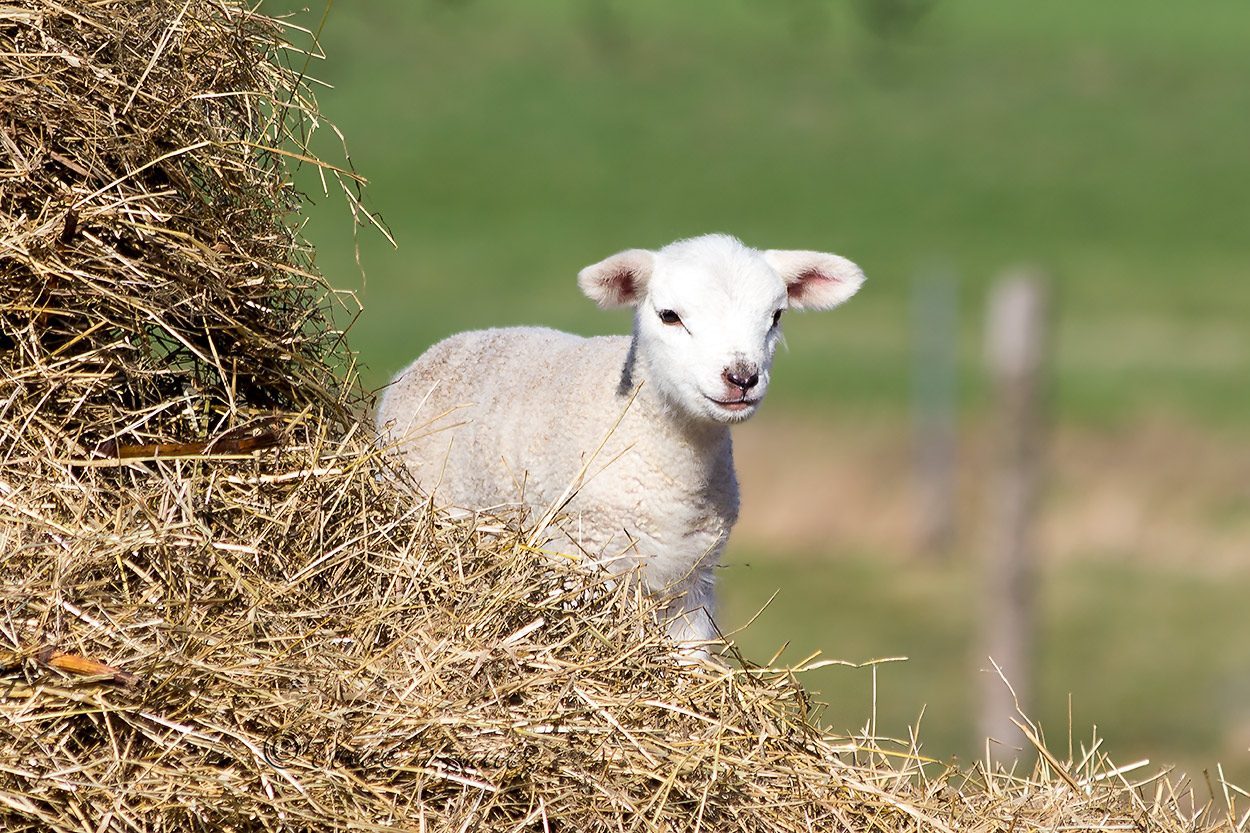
[274,0,1250,789]
[289,0,1249,425]
[718,552,1250,785]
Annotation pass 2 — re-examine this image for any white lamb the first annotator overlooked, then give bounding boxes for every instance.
[377,234,864,654]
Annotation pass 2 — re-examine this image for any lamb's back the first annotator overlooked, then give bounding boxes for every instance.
[377,327,634,508]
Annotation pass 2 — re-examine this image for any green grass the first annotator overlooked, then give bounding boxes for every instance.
[717,552,1250,786]
[282,0,1250,427]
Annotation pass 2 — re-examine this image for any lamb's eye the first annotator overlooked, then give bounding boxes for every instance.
[771,309,783,328]
[658,309,682,326]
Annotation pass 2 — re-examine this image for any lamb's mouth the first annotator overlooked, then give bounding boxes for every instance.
[708,397,758,412]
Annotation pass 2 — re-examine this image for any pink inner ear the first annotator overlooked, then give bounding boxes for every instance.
[787,268,836,300]
[608,267,638,304]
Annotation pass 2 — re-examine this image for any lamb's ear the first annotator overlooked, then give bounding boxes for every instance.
[763,249,865,310]
[578,249,655,309]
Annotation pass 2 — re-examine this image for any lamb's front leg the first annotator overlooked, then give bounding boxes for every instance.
[662,570,719,660]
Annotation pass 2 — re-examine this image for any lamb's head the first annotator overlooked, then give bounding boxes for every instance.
[578,234,865,424]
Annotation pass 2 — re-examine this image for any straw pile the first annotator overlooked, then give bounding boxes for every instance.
[0,1,1242,831]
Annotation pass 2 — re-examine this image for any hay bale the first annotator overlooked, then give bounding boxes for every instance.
[0,1,1238,831]
[0,0,361,457]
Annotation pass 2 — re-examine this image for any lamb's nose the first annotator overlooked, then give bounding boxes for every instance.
[723,369,759,392]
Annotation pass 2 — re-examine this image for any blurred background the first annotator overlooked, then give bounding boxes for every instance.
[273,0,1249,786]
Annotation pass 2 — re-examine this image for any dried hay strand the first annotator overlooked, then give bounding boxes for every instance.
[1,0,1246,831]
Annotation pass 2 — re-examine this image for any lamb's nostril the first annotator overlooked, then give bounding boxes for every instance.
[724,370,759,392]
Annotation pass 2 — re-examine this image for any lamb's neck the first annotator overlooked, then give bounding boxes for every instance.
[670,412,732,458]
[631,381,733,478]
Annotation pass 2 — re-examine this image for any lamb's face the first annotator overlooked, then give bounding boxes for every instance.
[638,242,787,424]
[578,233,865,426]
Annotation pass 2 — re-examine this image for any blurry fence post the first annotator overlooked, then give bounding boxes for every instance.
[911,266,958,558]
[979,269,1050,763]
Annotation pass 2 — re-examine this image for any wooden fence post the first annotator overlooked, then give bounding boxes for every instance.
[979,269,1050,763]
